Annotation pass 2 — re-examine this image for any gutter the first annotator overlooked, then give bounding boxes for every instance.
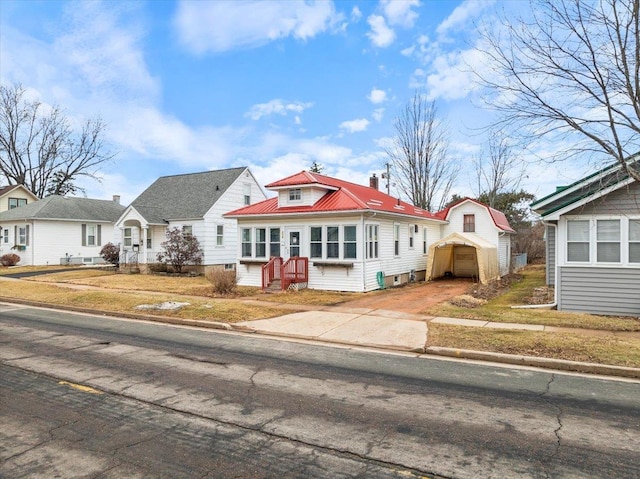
[511,221,558,309]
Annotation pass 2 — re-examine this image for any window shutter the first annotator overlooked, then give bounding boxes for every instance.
[26,225,30,246]
[97,225,102,246]
[14,225,17,244]
[82,224,87,246]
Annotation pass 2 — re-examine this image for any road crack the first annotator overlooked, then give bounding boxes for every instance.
[540,373,563,479]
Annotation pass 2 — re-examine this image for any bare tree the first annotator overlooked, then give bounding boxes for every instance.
[0,83,114,197]
[477,0,640,180]
[385,94,457,212]
[472,130,526,208]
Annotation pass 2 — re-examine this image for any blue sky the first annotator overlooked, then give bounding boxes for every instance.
[0,0,578,206]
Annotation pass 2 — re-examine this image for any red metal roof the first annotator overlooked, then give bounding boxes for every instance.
[226,171,443,220]
[435,197,515,233]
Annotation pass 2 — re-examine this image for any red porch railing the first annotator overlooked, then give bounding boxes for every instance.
[262,256,282,289]
[281,257,308,291]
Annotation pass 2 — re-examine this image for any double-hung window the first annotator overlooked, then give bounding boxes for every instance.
[216,225,224,246]
[124,228,132,247]
[243,184,251,205]
[408,225,414,249]
[423,227,428,254]
[2,228,7,243]
[256,228,266,257]
[182,225,193,236]
[310,227,322,258]
[241,228,252,257]
[16,226,28,246]
[629,220,640,263]
[463,214,475,232]
[596,219,620,262]
[567,220,589,262]
[87,225,96,246]
[366,224,379,259]
[394,224,400,256]
[326,226,339,258]
[289,188,301,201]
[269,228,280,257]
[343,226,356,259]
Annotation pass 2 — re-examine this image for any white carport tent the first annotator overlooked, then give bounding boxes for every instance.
[426,232,500,285]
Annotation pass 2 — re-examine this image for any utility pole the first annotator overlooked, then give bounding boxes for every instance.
[381,162,391,195]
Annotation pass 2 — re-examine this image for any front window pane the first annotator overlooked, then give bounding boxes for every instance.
[567,220,589,241]
[630,220,640,263]
[216,225,224,246]
[596,220,620,262]
[327,226,339,258]
[344,226,356,259]
[310,227,322,258]
[568,243,589,262]
[256,228,266,257]
[241,228,252,257]
[269,228,280,257]
[567,220,589,262]
[124,227,132,247]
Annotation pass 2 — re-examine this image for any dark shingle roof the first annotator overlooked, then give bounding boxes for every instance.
[0,195,126,222]
[130,167,247,223]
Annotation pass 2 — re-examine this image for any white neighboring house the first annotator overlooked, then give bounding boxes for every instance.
[0,195,126,265]
[0,185,39,212]
[114,167,266,273]
[225,171,448,292]
[434,197,516,276]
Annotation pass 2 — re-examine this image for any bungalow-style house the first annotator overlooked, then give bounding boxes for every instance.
[225,171,451,292]
[0,195,126,265]
[0,185,39,212]
[114,167,266,273]
[531,158,640,316]
[429,197,516,282]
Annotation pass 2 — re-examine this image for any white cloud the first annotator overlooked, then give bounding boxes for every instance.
[372,108,385,122]
[245,99,313,120]
[366,14,395,47]
[436,0,494,37]
[351,6,362,22]
[381,0,420,28]
[175,0,344,54]
[339,118,370,133]
[425,47,488,101]
[368,88,387,104]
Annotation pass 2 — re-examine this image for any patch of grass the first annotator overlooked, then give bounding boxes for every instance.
[428,324,640,368]
[423,265,640,332]
[255,288,363,306]
[0,280,290,322]
[0,265,74,275]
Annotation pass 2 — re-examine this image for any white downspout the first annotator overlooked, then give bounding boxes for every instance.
[511,221,557,309]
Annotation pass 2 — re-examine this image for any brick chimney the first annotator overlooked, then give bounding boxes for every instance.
[369,173,379,190]
[112,195,120,204]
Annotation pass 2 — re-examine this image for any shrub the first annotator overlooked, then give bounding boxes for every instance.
[156,227,203,274]
[1,253,20,267]
[206,269,237,295]
[99,242,120,266]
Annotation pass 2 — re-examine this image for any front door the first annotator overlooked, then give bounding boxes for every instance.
[286,229,301,259]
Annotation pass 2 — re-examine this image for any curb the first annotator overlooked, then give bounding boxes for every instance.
[425,346,640,379]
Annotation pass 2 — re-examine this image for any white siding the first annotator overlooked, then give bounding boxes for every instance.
[441,202,499,245]
[277,186,328,208]
[498,234,511,275]
[202,169,267,266]
[0,220,118,266]
[0,187,37,212]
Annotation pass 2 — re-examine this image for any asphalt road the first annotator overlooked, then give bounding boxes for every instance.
[1,302,639,479]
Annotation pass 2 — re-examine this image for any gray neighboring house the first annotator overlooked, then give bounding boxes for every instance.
[114,167,266,273]
[0,195,126,266]
[531,158,640,316]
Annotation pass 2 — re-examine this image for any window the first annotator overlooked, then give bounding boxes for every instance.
[8,198,27,209]
[241,228,252,257]
[366,224,379,259]
[423,227,428,254]
[256,228,266,257]
[224,263,235,271]
[463,214,475,233]
[2,228,7,243]
[216,225,224,246]
[630,220,640,263]
[310,227,322,258]
[327,226,339,258]
[567,220,589,262]
[596,219,620,262]
[344,226,356,259]
[124,228,132,247]
[182,225,193,236]
[17,226,28,246]
[269,228,280,257]
[82,223,101,247]
[146,237,152,249]
[243,184,251,205]
[408,225,414,249]
[394,224,400,256]
[289,188,301,201]
[87,225,96,246]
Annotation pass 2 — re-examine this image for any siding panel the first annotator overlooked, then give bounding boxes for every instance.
[565,181,640,215]
[559,266,640,316]
[546,224,556,286]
